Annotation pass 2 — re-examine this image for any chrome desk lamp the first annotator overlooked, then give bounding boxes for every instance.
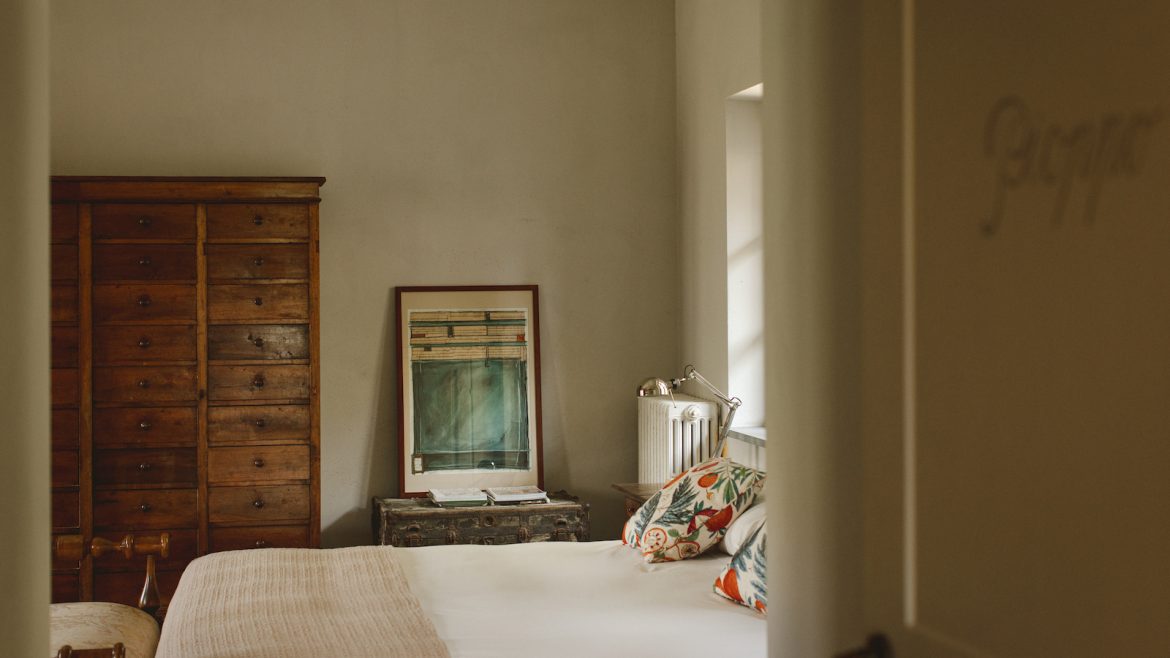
[636,365,742,456]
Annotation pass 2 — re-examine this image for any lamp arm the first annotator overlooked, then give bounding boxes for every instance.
[683,365,742,410]
[682,365,742,456]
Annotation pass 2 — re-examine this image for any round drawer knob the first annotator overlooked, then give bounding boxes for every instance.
[252,336,265,347]
[136,295,152,307]
[252,499,265,509]
[138,420,152,431]
[138,503,152,513]
[253,297,264,306]
[483,515,495,527]
[254,418,267,428]
[253,215,264,226]
[251,375,266,389]
[255,539,268,548]
[253,458,265,468]
[137,379,151,389]
[253,257,265,266]
[138,256,152,266]
[137,337,152,348]
[137,462,151,472]
[138,217,152,227]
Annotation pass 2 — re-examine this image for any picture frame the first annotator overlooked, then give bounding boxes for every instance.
[396,285,543,497]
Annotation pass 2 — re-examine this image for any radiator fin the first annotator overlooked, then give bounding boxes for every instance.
[638,394,719,483]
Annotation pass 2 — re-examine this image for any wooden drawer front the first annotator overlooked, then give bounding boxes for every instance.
[52,285,78,323]
[206,203,309,240]
[208,405,309,444]
[94,489,197,530]
[95,324,197,363]
[94,407,197,447]
[52,203,78,243]
[94,568,184,610]
[52,369,78,408]
[94,448,198,487]
[52,572,80,603]
[93,245,196,282]
[208,365,310,401]
[52,244,78,281]
[208,324,308,361]
[52,409,80,449]
[209,525,310,552]
[52,326,79,368]
[94,366,198,403]
[207,284,308,322]
[52,449,79,487]
[208,445,309,484]
[94,284,196,323]
[209,484,309,524]
[207,245,308,280]
[92,203,196,241]
[53,491,79,530]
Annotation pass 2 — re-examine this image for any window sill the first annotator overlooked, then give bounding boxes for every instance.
[727,426,766,446]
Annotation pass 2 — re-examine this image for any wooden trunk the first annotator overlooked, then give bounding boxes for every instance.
[372,495,590,547]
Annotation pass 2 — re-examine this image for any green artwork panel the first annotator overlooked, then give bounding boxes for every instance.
[412,359,529,472]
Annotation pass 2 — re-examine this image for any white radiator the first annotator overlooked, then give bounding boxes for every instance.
[638,394,719,483]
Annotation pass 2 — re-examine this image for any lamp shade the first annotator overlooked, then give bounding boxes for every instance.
[636,377,671,397]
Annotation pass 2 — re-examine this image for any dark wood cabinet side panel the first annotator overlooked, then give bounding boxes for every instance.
[51,203,78,243]
[51,285,78,323]
[52,326,80,368]
[52,409,80,449]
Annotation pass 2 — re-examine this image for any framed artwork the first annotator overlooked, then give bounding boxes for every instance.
[396,285,543,496]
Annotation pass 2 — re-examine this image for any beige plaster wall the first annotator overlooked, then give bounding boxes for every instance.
[674,0,761,392]
[0,0,49,650]
[50,0,679,544]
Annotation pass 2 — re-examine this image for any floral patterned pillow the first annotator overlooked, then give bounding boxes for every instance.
[622,457,765,562]
[714,521,767,614]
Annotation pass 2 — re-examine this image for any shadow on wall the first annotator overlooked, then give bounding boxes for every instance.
[322,287,400,547]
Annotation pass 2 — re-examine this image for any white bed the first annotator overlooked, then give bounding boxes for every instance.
[155,540,765,658]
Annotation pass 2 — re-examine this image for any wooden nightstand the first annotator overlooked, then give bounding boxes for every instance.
[371,494,590,546]
[611,482,663,518]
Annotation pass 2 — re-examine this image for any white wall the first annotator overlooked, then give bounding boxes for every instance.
[0,0,49,651]
[762,0,865,655]
[50,0,679,543]
[675,0,761,397]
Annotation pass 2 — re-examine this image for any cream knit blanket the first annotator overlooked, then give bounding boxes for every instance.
[156,546,450,658]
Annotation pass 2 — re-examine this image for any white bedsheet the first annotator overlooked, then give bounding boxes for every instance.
[397,539,766,658]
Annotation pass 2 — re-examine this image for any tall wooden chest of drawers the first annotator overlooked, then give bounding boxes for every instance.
[50,176,324,610]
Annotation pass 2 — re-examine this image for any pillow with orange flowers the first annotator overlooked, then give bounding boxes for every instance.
[622,457,764,562]
[714,520,767,614]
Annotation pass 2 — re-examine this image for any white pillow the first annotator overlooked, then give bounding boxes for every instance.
[718,500,766,555]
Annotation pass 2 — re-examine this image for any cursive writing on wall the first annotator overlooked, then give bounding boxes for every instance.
[982,96,1162,236]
